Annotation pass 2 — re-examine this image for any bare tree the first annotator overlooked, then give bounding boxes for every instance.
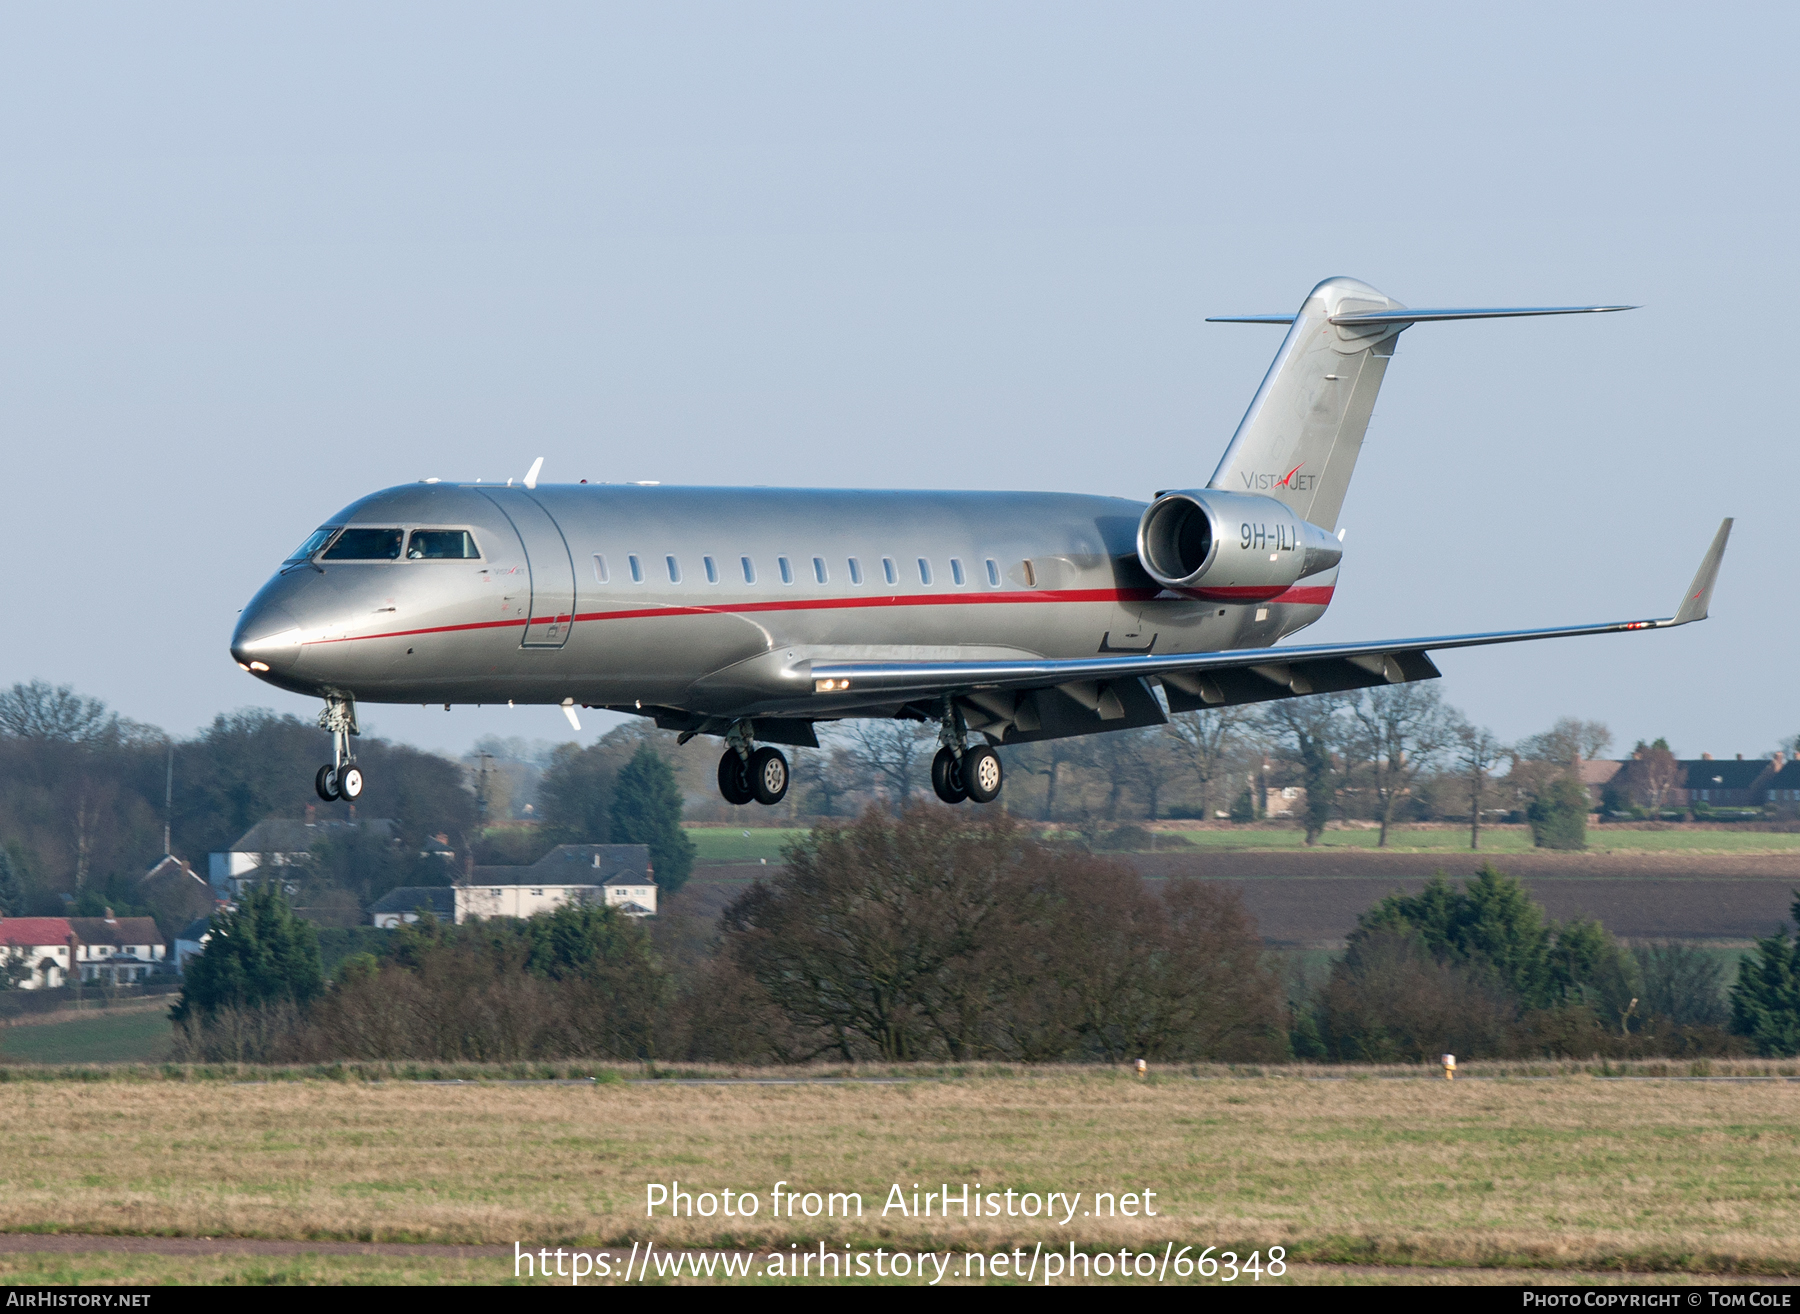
[788,738,870,817]
[1164,706,1250,821]
[1516,716,1612,767]
[1348,684,1453,847]
[1257,695,1355,844]
[1451,717,1506,850]
[0,681,119,744]
[845,719,935,812]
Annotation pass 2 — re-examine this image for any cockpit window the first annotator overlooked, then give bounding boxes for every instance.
[322,528,404,561]
[286,528,337,562]
[406,529,480,560]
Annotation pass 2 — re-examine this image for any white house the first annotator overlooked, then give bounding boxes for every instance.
[369,886,456,929]
[68,915,166,985]
[0,918,73,989]
[174,915,215,971]
[209,815,397,896]
[455,844,656,922]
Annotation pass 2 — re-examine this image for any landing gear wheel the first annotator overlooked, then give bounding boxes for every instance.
[717,750,754,805]
[962,745,1003,803]
[749,747,789,806]
[315,765,340,802]
[337,765,365,800]
[931,747,967,804]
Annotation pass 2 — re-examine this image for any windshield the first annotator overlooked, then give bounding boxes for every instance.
[285,528,337,562]
[322,528,404,561]
[406,529,480,559]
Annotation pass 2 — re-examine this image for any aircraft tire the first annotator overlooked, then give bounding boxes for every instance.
[338,765,365,801]
[315,765,339,802]
[717,750,755,805]
[962,745,1003,803]
[931,747,967,804]
[749,747,789,806]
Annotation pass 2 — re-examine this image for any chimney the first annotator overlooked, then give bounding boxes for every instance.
[1702,753,1712,761]
[1738,754,1744,761]
[305,803,316,824]
[1775,752,1787,772]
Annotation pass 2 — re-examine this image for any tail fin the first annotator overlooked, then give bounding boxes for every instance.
[1206,277,1634,531]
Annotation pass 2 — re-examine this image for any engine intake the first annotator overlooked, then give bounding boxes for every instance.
[1137,490,1341,602]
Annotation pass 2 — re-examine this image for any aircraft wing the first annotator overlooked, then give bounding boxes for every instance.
[806,519,1731,719]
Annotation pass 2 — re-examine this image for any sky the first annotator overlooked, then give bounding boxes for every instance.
[1,3,1793,762]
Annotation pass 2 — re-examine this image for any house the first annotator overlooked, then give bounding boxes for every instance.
[369,886,456,929]
[174,916,214,971]
[1680,755,1780,807]
[208,815,397,896]
[0,918,73,989]
[67,914,167,985]
[1765,759,1800,806]
[139,854,218,940]
[454,844,657,922]
[1578,758,1623,808]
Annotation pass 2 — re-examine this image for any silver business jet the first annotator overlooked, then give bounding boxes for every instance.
[231,277,1730,809]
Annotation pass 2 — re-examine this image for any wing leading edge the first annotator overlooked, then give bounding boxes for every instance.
[806,520,1732,721]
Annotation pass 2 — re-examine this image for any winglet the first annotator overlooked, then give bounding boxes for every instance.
[524,456,545,490]
[1670,518,1732,625]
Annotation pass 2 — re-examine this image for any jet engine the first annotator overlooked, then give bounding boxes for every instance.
[1136,489,1342,602]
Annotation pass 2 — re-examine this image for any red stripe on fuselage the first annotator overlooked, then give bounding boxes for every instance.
[303,583,1333,647]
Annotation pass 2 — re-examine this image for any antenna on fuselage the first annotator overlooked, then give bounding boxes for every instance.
[524,457,544,490]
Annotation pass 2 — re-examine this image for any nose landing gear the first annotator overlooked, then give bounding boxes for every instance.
[314,693,364,801]
[715,722,789,807]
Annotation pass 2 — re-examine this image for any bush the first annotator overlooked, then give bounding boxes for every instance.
[1528,775,1589,850]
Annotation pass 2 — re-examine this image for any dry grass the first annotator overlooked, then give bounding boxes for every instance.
[2,1073,1800,1273]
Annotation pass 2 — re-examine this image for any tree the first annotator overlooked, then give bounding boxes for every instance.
[1730,896,1800,1056]
[609,744,696,895]
[171,883,323,1022]
[845,719,936,812]
[0,680,122,744]
[1451,718,1506,850]
[1164,706,1249,821]
[537,742,612,845]
[1527,775,1589,850]
[1627,738,1682,816]
[1634,942,1727,1028]
[0,848,21,917]
[788,740,869,817]
[1516,717,1613,767]
[1258,696,1351,844]
[1348,684,1452,847]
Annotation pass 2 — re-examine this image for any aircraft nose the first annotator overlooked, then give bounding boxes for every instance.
[230,601,303,675]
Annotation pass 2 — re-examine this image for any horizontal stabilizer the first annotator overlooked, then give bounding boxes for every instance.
[1329,305,1636,325]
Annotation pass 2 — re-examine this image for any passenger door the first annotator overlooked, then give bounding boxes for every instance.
[479,489,577,649]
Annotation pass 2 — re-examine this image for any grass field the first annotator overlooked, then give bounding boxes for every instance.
[3,1074,1799,1277]
[0,1009,173,1064]
[680,823,1800,864]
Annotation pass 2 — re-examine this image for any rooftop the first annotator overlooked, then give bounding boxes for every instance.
[229,816,397,854]
[369,886,456,917]
[0,918,73,947]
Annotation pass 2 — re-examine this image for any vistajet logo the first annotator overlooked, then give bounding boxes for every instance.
[1239,464,1316,494]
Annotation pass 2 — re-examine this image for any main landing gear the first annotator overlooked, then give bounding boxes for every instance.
[314,693,366,802]
[930,696,1003,805]
[717,722,788,807]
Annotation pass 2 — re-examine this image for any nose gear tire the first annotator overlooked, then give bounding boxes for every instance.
[931,747,968,804]
[718,750,754,805]
[337,765,365,801]
[315,765,339,802]
[962,745,1003,803]
[749,747,789,806]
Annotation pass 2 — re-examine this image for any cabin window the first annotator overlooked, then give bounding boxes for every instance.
[406,529,480,560]
[882,557,897,585]
[985,558,1001,587]
[848,557,864,585]
[666,555,681,584]
[703,555,718,584]
[628,555,643,583]
[741,556,756,584]
[287,528,337,562]
[950,558,966,586]
[812,556,829,584]
[322,528,403,561]
[593,554,609,583]
[917,558,933,585]
[778,556,793,584]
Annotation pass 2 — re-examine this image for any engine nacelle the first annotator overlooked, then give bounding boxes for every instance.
[1136,490,1342,602]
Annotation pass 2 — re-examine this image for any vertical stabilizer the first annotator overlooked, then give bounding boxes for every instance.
[1206,276,1405,531]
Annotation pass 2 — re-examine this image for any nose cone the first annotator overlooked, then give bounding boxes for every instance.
[231,600,303,675]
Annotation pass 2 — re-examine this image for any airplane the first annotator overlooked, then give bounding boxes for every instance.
[230,276,1731,810]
